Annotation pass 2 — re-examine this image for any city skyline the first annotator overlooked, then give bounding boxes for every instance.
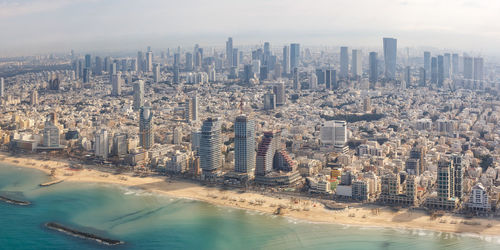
[1,0,500,57]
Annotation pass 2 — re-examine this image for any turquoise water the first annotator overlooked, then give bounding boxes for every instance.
[1,164,499,250]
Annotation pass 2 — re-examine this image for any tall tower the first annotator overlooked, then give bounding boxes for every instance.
[369,52,378,84]
[153,64,160,83]
[473,57,484,83]
[139,106,154,149]
[437,55,444,87]
[340,46,349,79]
[351,49,362,78]
[226,37,233,67]
[255,131,279,176]
[431,57,438,83]
[282,46,290,75]
[146,51,153,72]
[133,80,144,110]
[383,37,397,80]
[273,82,285,106]
[437,160,454,200]
[200,118,222,178]
[452,154,465,200]
[290,43,300,70]
[234,115,255,174]
[423,51,431,80]
[111,72,122,96]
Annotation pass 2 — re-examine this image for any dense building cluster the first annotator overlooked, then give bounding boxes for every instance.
[1,37,500,216]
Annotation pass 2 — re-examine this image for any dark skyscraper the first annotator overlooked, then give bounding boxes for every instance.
[383,37,397,79]
[431,57,438,84]
[290,43,300,70]
[85,54,92,69]
[340,46,349,79]
[438,55,444,87]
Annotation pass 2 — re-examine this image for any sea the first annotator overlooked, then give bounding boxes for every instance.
[0,163,499,250]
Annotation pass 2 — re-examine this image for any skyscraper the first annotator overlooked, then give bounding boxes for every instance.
[452,154,465,200]
[43,120,60,148]
[463,56,473,80]
[184,95,199,122]
[85,54,92,69]
[383,37,397,80]
[255,131,279,176]
[234,115,255,174]
[424,51,431,80]
[94,129,109,160]
[431,57,438,83]
[185,52,193,71]
[292,67,299,90]
[444,53,451,78]
[369,52,378,84]
[137,51,145,72]
[153,64,160,83]
[282,46,290,75]
[133,80,144,110]
[340,46,349,79]
[146,51,153,72]
[290,43,300,70]
[437,55,444,87]
[139,106,154,149]
[351,49,362,78]
[111,72,122,96]
[325,69,337,90]
[273,82,285,106]
[200,118,222,177]
[452,53,459,76]
[473,57,484,83]
[226,37,233,67]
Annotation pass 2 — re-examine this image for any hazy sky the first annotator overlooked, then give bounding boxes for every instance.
[1,0,500,56]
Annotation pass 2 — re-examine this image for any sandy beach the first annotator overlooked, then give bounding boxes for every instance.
[1,152,500,237]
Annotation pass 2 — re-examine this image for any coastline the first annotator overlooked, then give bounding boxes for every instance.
[1,152,500,237]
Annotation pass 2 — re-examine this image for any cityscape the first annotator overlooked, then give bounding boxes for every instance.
[1,0,500,249]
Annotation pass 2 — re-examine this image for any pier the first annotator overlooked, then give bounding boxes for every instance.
[0,195,31,206]
[39,179,64,187]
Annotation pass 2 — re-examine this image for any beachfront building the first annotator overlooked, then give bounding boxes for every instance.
[425,159,458,210]
[139,106,154,149]
[234,115,255,174]
[379,174,418,206]
[199,117,222,180]
[465,183,491,213]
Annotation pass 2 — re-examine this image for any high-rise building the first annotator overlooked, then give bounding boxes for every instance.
[419,67,426,87]
[290,43,300,70]
[83,68,91,83]
[351,49,362,78]
[404,66,410,88]
[226,37,233,67]
[424,51,431,80]
[320,120,347,146]
[437,160,454,200]
[263,92,276,110]
[444,53,451,78]
[30,90,38,106]
[185,52,193,71]
[282,46,290,75]
[200,118,222,177]
[111,73,122,96]
[139,106,154,149]
[146,51,153,72]
[112,133,128,157]
[340,46,349,78]
[452,154,465,200]
[85,54,92,69]
[232,48,239,68]
[234,115,255,174]
[137,51,145,72]
[153,64,160,83]
[452,53,459,76]
[437,55,444,87]
[292,68,299,90]
[431,57,438,83]
[463,56,473,80]
[133,80,144,110]
[184,95,199,122]
[94,56,103,75]
[173,53,181,68]
[315,69,325,85]
[255,131,279,176]
[309,71,318,89]
[0,77,4,97]
[94,129,109,159]
[273,82,285,106]
[43,120,60,148]
[473,57,484,83]
[383,37,397,79]
[369,52,378,84]
[325,69,337,90]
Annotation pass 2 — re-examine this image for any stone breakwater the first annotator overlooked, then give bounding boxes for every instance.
[0,195,31,206]
[45,222,124,246]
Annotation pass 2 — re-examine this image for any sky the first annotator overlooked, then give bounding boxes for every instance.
[1,0,500,56]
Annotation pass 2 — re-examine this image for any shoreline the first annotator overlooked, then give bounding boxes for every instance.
[1,152,500,237]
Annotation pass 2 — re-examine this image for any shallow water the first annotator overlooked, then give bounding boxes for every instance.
[1,163,499,250]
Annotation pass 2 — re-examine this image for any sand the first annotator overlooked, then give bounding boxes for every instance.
[1,152,500,236]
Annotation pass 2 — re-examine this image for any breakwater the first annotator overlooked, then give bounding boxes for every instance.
[45,222,124,245]
[0,195,31,206]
